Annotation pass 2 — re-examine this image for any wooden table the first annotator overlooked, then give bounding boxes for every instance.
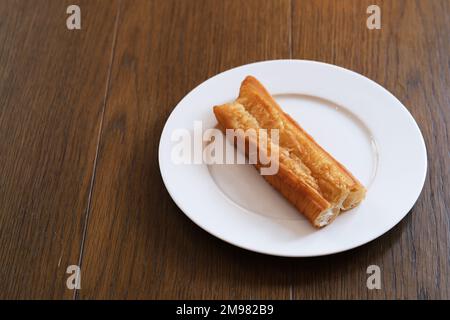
[0,0,448,299]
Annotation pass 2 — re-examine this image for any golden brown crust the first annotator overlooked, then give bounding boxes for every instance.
[212,76,366,228]
[214,103,333,227]
[237,76,366,210]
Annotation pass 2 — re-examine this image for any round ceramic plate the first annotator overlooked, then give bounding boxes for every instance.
[158,60,427,257]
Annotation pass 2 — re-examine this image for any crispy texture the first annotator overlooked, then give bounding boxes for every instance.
[213,103,331,225]
[213,76,366,227]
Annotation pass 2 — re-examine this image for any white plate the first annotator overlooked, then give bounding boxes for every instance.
[158,60,427,257]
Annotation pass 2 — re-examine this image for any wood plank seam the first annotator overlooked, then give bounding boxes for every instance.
[73,0,123,300]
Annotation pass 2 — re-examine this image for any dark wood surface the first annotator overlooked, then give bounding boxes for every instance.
[0,0,448,299]
[0,0,119,299]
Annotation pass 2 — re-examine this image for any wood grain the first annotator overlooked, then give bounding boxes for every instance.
[290,0,450,299]
[0,0,448,299]
[78,0,291,299]
[0,0,119,299]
